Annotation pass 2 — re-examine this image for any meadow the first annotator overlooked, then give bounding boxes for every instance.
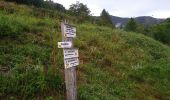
[0,1,170,100]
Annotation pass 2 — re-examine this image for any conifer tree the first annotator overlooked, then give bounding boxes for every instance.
[125,18,137,32]
[100,9,114,27]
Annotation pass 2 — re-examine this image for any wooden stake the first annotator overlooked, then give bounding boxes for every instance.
[61,22,77,100]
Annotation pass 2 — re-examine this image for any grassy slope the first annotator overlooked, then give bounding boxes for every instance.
[0,1,170,100]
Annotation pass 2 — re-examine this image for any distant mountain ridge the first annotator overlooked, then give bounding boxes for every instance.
[111,16,164,27]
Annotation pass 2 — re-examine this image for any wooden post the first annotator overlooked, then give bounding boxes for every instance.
[61,22,77,100]
[64,67,77,100]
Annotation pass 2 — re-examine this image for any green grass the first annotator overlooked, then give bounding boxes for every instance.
[76,24,170,100]
[0,1,170,100]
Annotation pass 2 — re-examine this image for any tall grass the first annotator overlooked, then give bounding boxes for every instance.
[0,1,170,99]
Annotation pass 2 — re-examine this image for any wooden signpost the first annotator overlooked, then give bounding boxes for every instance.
[58,22,79,100]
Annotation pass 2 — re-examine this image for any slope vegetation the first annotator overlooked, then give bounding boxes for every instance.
[0,1,170,100]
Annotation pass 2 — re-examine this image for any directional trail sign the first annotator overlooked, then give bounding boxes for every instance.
[64,57,79,69]
[58,22,79,100]
[58,22,80,69]
[58,42,72,48]
[64,48,79,59]
[64,24,76,38]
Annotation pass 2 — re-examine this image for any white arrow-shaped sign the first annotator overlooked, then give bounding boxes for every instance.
[58,42,72,48]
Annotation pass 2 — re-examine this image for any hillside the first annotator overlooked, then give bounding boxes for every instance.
[111,16,164,27]
[0,1,170,100]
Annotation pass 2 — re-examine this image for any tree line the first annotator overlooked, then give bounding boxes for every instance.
[124,18,170,46]
[6,0,115,27]
[68,1,114,27]
[6,0,66,12]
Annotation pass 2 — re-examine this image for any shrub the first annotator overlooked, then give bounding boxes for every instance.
[151,18,170,45]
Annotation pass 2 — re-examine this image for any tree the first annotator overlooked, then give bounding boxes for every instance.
[125,18,137,32]
[43,1,66,11]
[68,1,91,22]
[151,18,170,45]
[99,9,114,27]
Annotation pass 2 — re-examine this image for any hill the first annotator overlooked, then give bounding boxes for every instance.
[0,1,170,100]
[111,16,164,27]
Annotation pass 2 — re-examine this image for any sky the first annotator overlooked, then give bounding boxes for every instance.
[53,0,170,18]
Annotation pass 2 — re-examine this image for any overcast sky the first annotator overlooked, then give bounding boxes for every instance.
[53,0,170,18]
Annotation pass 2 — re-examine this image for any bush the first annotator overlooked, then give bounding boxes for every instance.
[151,18,170,45]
